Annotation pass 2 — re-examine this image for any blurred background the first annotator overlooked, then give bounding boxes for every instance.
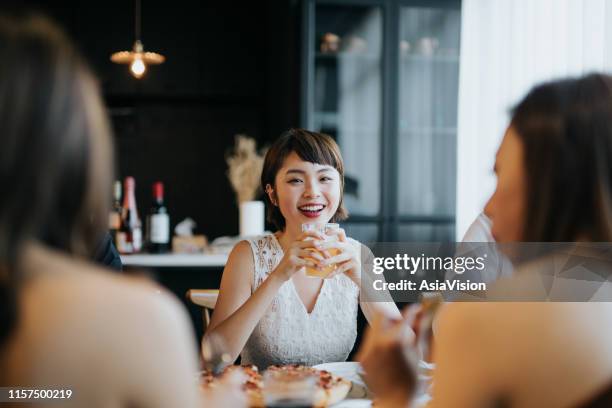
[4,0,612,245]
[2,0,302,241]
[2,0,461,245]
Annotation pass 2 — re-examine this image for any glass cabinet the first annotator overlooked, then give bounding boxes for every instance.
[301,0,461,242]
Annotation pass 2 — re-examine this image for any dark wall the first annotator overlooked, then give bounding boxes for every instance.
[3,0,301,240]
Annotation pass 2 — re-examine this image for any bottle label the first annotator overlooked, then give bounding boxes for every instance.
[150,214,170,243]
[116,232,133,254]
[132,228,143,252]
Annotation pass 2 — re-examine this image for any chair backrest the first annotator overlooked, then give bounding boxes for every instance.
[185,289,219,332]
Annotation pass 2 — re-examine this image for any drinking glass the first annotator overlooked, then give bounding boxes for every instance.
[201,332,232,375]
[400,292,443,397]
[301,223,340,278]
[263,369,316,407]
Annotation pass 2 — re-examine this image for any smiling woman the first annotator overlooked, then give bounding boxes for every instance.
[261,128,348,232]
[269,151,343,229]
[203,128,400,369]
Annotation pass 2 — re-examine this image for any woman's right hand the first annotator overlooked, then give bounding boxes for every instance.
[271,231,327,282]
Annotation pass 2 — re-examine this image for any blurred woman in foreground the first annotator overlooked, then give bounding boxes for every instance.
[358,73,612,407]
[0,14,242,407]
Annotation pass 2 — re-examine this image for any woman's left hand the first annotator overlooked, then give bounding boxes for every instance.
[316,227,361,284]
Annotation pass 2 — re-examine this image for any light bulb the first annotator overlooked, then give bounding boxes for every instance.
[130,57,146,78]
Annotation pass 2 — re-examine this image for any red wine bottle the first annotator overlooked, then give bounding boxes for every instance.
[146,181,170,253]
[116,176,142,254]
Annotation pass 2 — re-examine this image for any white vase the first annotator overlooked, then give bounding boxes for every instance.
[239,200,264,237]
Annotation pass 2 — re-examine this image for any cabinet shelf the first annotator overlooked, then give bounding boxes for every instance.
[315,52,380,60]
[304,1,461,242]
[401,53,459,63]
[399,126,457,134]
[314,111,456,134]
[315,52,458,63]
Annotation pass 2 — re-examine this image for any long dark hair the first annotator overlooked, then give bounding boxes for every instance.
[0,15,113,345]
[511,73,612,241]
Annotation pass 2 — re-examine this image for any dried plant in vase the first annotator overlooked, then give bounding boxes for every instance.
[226,134,266,203]
[226,135,267,236]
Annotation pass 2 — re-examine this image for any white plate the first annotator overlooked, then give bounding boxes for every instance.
[312,362,364,380]
[329,399,372,408]
[312,362,373,402]
[313,362,432,407]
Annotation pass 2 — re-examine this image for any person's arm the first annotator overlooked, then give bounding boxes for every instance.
[357,243,401,322]
[357,303,501,408]
[360,298,401,324]
[204,241,285,361]
[205,236,321,362]
[358,260,401,323]
[318,234,401,322]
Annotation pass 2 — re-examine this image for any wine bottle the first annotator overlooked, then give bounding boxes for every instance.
[146,181,170,253]
[108,180,122,245]
[116,176,142,254]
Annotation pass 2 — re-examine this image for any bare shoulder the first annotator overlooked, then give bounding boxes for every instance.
[437,302,500,334]
[205,239,256,332]
[67,263,200,405]
[16,245,199,406]
[435,301,523,363]
[218,239,255,288]
[24,246,191,342]
[228,239,254,266]
[223,239,256,280]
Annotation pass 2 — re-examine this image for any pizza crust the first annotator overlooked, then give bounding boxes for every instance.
[201,364,352,407]
[313,377,351,407]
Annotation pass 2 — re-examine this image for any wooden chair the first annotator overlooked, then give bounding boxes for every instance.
[186,289,219,333]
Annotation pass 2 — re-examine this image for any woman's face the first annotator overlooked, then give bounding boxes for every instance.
[485,126,527,242]
[271,151,341,232]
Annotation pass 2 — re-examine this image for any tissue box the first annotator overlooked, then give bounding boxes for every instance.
[172,235,208,254]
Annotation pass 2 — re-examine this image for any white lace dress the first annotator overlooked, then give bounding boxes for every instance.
[240,234,360,368]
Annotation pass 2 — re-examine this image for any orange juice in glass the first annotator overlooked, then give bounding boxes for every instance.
[301,223,340,278]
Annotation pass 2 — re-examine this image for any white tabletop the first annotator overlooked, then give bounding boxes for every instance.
[120,253,228,267]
